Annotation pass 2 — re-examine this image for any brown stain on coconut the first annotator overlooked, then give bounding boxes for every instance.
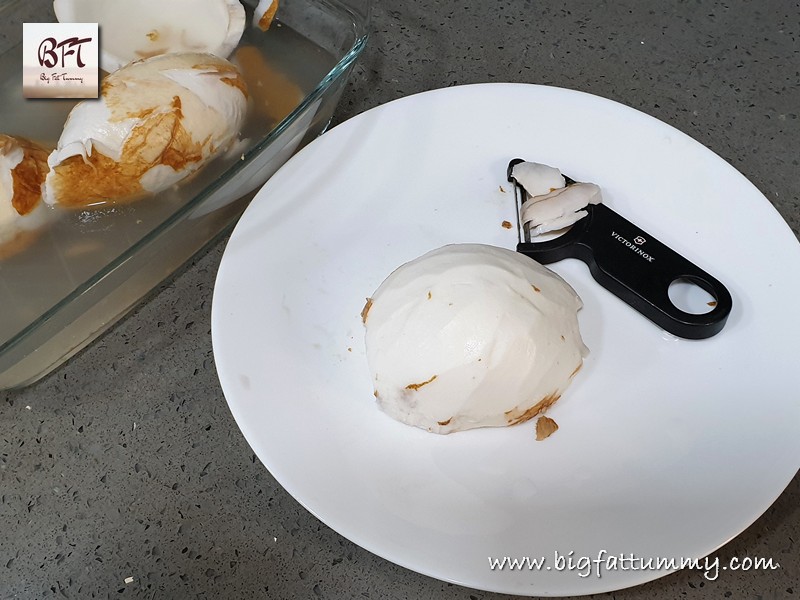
[257,0,280,31]
[49,93,213,207]
[504,391,561,426]
[405,374,438,391]
[6,136,49,215]
[361,298,373,323]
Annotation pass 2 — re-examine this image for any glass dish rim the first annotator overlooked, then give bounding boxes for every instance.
[0,0,371,360]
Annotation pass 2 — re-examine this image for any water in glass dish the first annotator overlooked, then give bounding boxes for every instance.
[0,22,337,346]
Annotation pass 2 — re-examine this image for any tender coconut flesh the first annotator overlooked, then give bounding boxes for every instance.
[0,135,50,248]
[512,161,603,236]
[43,52,248,207]
[54,0,246,73]
[363,244,588,434]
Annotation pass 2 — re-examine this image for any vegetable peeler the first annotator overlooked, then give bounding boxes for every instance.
[507,158,732,339]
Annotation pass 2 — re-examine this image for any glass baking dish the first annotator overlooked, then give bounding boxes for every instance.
[0,0,370,388]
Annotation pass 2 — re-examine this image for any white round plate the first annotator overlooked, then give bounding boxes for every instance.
[211,84,800,596]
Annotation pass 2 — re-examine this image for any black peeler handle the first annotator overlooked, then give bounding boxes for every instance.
[507,159,732,339]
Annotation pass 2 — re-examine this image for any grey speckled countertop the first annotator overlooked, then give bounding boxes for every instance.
[2,1,798,599]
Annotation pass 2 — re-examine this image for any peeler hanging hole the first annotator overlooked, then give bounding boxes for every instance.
[668,277,718,315]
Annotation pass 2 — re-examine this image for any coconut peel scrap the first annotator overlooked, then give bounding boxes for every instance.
[511,161,603,236]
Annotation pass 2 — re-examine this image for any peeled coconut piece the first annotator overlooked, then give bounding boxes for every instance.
[363,244,588,434]
[54,0,246,73]
[521,182,602,236]
[0,135,50,256]
[43,52,248,208]
[512,161,603,236]
[511,161,565,197]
